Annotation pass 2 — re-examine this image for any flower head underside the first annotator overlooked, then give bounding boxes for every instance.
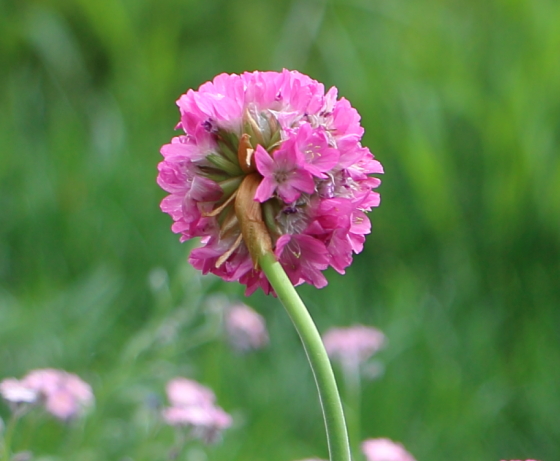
[158,70,383,295]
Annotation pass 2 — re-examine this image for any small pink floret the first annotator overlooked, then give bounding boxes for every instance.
[295,124,340,178]
[275,234,329,288]
[255,144,315,203]
[361,438,416,461]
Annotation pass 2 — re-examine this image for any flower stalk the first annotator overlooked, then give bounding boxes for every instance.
[1,413,19,461]
[259,252,351,461]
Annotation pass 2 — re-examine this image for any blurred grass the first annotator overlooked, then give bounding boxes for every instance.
[1,0,559,459]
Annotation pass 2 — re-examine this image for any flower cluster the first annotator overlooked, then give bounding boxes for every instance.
[0,369,93,420]
[162,377,232,443]
[158,69,383,295]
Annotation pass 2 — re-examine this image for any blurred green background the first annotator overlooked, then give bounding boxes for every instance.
[1,0,559,459]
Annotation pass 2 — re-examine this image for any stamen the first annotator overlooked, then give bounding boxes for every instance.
[290,240,302,259]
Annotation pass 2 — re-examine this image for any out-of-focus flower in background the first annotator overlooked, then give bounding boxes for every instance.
[1,369,93,420]
[361,438,416,461]
[166,377,216,408]
[225,302,269,352]
[22,369,94,420]
[323,325,385,374]
[162,377,232,443]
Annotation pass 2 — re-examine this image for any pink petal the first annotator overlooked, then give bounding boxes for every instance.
[255,176,276,202]
[276,182,302,203]
[254,144,275,176]
[273,142,301,170]
[288,170,315,193]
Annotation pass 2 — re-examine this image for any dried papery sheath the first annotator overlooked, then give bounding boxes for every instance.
[158,70,383,295]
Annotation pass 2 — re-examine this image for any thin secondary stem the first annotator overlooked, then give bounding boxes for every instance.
[342,364,362,461]
[1,411,20,461]
[259,252,351,461]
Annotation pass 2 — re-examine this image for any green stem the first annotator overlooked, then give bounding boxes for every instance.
[342,364,362,461]
[2,411,20,461]
[259,252,351,461]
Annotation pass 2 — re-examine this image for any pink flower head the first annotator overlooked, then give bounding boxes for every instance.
[225,303,269,351]
[361,438,416,461]
[323,325,385,370]
[162,377,232,443]
[158,70,383,295]
[1,369,94,420]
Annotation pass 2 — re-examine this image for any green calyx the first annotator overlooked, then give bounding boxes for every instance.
[243,108,282,151]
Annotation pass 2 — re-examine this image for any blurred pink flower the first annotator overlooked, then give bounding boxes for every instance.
[22,369,94,420]
[225,303,269,351]
[361,438,416,461]
[162,405,232,429]
[1,369,93,420]
[158,69,383,295]
[166,377,216,408]
[162,377,232,443]
[0,378,38,404]
[323,325,385,370]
